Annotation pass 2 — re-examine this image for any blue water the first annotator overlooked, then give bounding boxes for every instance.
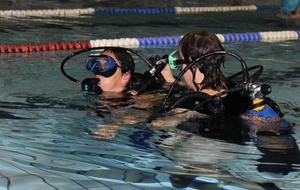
[1,0,300,189]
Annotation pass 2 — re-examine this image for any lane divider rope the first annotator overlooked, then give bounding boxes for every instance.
[0,8,95,17]
[0,5,281,17]
[0,30,298,53]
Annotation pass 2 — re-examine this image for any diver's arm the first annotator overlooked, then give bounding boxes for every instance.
[161,64,176,83]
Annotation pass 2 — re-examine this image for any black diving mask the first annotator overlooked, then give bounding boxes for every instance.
[85,55,121,77]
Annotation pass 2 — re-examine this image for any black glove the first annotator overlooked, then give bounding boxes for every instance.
[147,55,168,83]
[148,55,162,67]
[162,54,168,60]
[81,78,102,94]
[148,55,168,66]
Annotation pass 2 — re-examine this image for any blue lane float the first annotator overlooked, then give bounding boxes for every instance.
[94,8,176,14]
[136,36,182,46]
[221,32,263,42]
[256,5,281,10]
[95,5,281,14]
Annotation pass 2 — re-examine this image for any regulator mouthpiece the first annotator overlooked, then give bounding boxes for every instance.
[81,78,102,94]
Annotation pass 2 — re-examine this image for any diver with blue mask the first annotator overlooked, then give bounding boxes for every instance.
[61,46,169,96]
[83,48,134,94]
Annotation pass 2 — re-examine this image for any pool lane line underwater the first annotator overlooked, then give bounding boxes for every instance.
[0,30,299,53]
[0,5,280,17]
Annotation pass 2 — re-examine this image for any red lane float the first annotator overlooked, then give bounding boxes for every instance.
[0,40,91,53]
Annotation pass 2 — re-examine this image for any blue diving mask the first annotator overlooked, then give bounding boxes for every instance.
[168,50,188,70]
[85,55,121,77]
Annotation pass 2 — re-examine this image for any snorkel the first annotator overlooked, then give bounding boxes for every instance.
[161,50,284,117]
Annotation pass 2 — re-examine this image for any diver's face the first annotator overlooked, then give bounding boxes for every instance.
[94,51,130,93]
[179,51,204,91]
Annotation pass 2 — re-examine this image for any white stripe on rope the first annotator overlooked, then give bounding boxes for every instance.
[175,5,257,13]
[0,8,95,17]
[90,38,140,47]
[260,31,299,42]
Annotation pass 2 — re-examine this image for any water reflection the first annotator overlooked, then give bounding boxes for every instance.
[254,133,300,175]
[156,131,262,189]
[0,100,181,189]
[153,109,300,189]
[2,88,299,189]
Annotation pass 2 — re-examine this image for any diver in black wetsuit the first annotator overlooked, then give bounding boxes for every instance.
[147,31,288,140]
[61,46,171,97]
[145,31,297,190]
[157,31,281,115]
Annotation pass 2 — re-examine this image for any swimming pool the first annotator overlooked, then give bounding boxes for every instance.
[1,0,300,189]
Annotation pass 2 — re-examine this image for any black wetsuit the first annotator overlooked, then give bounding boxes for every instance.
[174,90,253,143]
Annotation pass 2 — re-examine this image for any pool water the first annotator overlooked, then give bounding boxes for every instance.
[1,0,300,189]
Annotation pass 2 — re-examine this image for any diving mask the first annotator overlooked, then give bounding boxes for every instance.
[85,55,121,77]
[168,50,188,70]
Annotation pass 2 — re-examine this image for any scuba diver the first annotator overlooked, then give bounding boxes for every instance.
[61,46,168,96]
[83,47,135,93]
[60,46,180,139]
[148,30,290,141]
[147,31,297,189]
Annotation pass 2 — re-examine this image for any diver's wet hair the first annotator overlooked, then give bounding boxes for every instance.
[178,30,231,91]
[179,30,225,64]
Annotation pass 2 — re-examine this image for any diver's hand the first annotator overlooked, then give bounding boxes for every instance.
[148,55,175,83]
[161,63,175,83]
[148,55,163,67]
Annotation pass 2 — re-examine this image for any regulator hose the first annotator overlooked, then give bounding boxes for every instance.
[168,85,244,111]
[228,65,263,82]
[168,91,211,110]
